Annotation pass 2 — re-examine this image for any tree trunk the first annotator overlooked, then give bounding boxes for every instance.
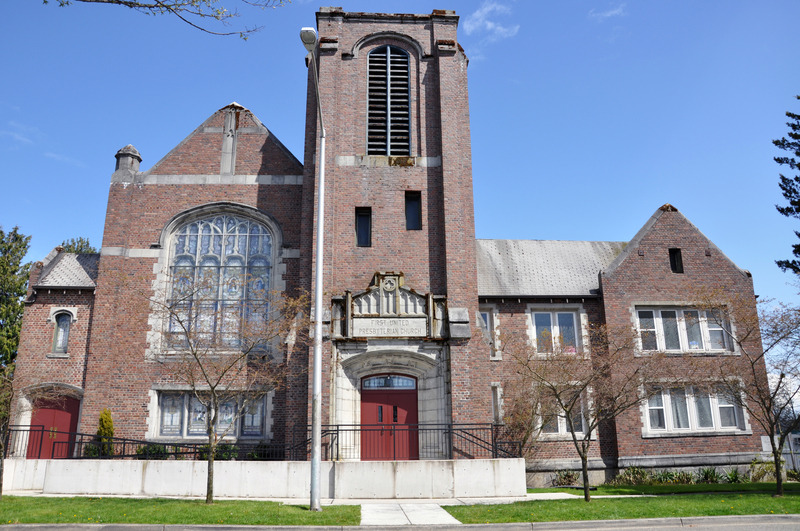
[580,452,591,502]
[206,429,215,504]
[773,448,784,497]
[0,431,5,500]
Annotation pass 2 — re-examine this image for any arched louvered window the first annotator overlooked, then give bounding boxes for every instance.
[168,214,273,349]
[367,45,410,156]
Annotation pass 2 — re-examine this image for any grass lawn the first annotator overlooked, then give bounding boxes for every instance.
[530,482,800,496]
[448,489,800,524]
[0,496,360,526]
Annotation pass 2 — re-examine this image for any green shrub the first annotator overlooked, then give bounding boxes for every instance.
[97,408,115,457]
[695,466,722,484]
[651,470,676,484]
[610,466,651,486]
[552,469,580,486]
[673,471,695,485]
[787,468,799,482]
[198,443,238,461]
[82,442,101,458]
[136,444,168,460]
[725,468,746,484]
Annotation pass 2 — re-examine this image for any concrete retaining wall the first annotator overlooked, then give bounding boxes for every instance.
[3,458,525,499]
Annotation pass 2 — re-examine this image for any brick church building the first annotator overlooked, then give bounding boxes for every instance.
[14,7,766,486]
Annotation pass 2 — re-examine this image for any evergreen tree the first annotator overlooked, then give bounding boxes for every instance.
[0,227,31,365]
[60,237,97,254]
[97,408,115,456]
[775,96,800,275]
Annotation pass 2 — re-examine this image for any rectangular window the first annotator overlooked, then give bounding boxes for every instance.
[355,208,372,247]
[636,308,732,352]
[539,394,586,435]
[645,387,744,433]
[157,392,268,439]
[532,311,580,353]
[669,248,684,273]
[405,191,422,230]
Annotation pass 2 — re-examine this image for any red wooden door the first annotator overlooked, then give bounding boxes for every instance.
[27,398,80,459]
[361,375,418,460]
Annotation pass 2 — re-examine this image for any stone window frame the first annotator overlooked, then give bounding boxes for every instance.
[525,303,589,357]
[634,306,735,355]
[478,304,501,360]
[640,385,752,438]
[146,202,289,360]
[46,307,78,358]
[148,388,274,442]
[536,389,597,442]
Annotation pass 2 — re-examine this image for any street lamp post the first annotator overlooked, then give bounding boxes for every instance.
[300,26,325,513]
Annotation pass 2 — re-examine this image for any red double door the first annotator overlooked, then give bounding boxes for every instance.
[27,398,80,459]
[361,382,419,461]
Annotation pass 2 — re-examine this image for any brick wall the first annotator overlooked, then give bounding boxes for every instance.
[601,206,766,460]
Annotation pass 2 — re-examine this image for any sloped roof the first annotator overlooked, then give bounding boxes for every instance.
[144,102,303,177]
[35,253,100,289]
[476,239,627,297]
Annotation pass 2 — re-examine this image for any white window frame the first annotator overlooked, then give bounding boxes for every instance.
[526,304,588,356]
[155,391,271,441]
[635,307,734,354]
[479,304,501,360]
[641,386,750,438]
[537,391,595,441]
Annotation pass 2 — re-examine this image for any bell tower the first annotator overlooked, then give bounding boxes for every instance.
[301,8,486,435]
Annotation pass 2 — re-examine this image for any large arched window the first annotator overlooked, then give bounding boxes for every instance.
[367,45,410,156]
[168,214,273,349]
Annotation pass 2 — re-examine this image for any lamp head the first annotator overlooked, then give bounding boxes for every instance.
[300,27,318,52]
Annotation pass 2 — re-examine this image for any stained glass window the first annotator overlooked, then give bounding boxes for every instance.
[168,215,272,349]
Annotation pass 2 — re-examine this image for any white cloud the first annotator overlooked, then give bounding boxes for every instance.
[464,1,520,42]
[44,152,85,168]
[589,3,626,21]
[0,130,33,144]
[0,121,44,145]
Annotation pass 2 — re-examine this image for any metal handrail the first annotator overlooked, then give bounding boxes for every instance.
[4,423,521,461]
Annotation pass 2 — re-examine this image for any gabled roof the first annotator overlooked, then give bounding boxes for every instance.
[602,204,748,277]
[476,239,627,297]
[143,102,303,177]
[35,251,99,289]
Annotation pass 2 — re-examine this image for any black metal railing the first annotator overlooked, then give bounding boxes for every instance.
[5,424,520,461]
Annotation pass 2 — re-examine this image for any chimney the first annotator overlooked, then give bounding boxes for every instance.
[115,144,142,172]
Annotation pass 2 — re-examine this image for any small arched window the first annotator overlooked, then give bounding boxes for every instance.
[52,313,72,353]
[367,45,410,156]
[168,214,273,349]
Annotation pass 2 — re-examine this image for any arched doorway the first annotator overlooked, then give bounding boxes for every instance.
[360,374,418,460]
[27,397,80,459]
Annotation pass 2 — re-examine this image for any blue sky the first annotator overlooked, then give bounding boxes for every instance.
[2,1,800,303]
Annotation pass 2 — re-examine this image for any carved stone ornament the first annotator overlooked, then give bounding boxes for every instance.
[331,272,448,339]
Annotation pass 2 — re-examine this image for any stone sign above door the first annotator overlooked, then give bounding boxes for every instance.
[331,272,451,340]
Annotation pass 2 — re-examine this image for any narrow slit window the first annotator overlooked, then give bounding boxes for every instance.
[405,191,421,230]
[356,207,372,247]
[367,45,410,156]
[669,248,684,273]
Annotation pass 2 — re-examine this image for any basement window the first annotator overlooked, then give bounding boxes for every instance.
[356,208,372,247]
[367,45,410,156]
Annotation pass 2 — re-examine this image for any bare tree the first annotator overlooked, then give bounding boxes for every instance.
[692,289,800,497]
[126,268,308,504]
[502,324,687,502]
[43,0,290,39]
